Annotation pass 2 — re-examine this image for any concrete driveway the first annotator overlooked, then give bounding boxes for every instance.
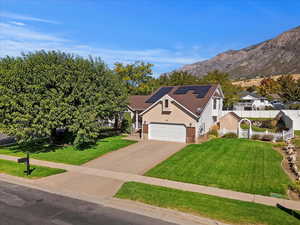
[32,139,185,198]
[84,140,186,175]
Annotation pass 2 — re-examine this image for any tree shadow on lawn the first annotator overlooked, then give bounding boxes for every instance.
[5,138,113,153]
[1,132,122,154]
[277,204,300,220]
[3,139,63,154]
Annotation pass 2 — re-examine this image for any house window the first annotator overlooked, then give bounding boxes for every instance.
[213,99,217,110]
[165,99,169,108]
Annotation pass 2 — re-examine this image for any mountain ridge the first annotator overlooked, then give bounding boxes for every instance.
[179,26,300,79]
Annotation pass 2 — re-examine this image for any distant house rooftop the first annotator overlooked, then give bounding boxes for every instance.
[239,91,267,99]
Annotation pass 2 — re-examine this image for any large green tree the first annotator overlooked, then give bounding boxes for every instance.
[198,70,242,109]
[277,75,300,102]
[114,61,154,95]
[156,71,200,86]
[0,51,127,147]
[258,77,280,98]
[142,71,200,94]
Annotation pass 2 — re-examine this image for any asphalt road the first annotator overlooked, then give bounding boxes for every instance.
[0,180,177,225]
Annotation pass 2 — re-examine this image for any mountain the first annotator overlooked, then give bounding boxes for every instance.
[179,26,300,79]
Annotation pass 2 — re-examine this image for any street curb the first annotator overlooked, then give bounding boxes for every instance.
[0,174,229,225]
[1,154,300,211]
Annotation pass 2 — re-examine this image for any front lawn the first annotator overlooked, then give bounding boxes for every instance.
[0,136,136,165]
[145,138,291,196]
[116,182,299,225]
[0,159,65,178]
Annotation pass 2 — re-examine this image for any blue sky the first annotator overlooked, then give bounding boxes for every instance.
[0,0,300,75]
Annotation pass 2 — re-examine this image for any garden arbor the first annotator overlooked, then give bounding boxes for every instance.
[238,118,252,138]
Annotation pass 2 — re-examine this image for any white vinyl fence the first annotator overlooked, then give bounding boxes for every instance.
[221,110,281,118]
[250,130,283,140]
[219,127,294,141]
[222,110,300,119]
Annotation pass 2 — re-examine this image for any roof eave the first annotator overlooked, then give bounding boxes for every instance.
[140,94,199,119]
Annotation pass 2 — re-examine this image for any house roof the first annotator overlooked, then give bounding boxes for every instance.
[129,84,220,116]
[222,112,241,120]
[239,91,266,99]
[128,95,151,111]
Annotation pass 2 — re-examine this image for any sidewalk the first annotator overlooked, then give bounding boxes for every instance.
[0,174,230,225]
[1,154,300,211]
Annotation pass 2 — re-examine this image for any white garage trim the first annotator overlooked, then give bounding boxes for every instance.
[148,123,186,143]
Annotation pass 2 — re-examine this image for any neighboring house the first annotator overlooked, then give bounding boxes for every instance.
[128,85,224,143]
[218,112,241,135]
[233,91,273,110]
[277,110,300,131]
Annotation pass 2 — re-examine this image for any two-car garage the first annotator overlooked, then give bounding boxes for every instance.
[148,123,186,143]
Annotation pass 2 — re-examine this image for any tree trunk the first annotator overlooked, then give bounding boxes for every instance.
[49,128,57,144]
[114,115,119,129]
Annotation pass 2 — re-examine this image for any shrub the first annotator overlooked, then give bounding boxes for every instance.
[262,134,274,142]
[261,120,275,129]
[208,135,218,140]
[252,134,261,140]
[208,129,218,137]
[222,133,237,138]
[288,104,300,110]
[264,106,274,110]
[289,181,300,195]
[98,128,121,138]
[276,137,284,142]
[121,112,132,134]
[270,119,277,128]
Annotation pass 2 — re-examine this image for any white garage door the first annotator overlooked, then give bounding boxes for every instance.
[149,123,186,143]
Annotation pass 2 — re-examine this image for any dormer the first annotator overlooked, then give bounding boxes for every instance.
[162,95,172,112]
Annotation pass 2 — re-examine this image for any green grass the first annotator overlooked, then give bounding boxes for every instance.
[116,182,300,225]
[0,159,65,178]
[294,138,300,148]
[145,138,291,196]
[0,136,137,165]
[295,130,300,137]
[240,123,277,132]
[246,117,273,121]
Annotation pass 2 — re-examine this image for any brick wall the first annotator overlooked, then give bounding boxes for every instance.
[143,124,148,134]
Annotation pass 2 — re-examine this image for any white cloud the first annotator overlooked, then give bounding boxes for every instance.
[0,21,204,74]
[0,23,66,42]
[10,21,25,26]
[0,11,59,24]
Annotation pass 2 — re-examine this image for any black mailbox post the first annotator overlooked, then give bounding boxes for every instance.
[17,152,30,176]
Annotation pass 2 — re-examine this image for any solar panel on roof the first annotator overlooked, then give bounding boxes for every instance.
[196,86,211,98]
[174,85,211,98]
[145,87,174,103]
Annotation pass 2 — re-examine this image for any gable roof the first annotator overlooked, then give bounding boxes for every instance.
[128,95,151,111]
[129,84,221,117]
[239,91,266,99]
[221,112,241,120]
